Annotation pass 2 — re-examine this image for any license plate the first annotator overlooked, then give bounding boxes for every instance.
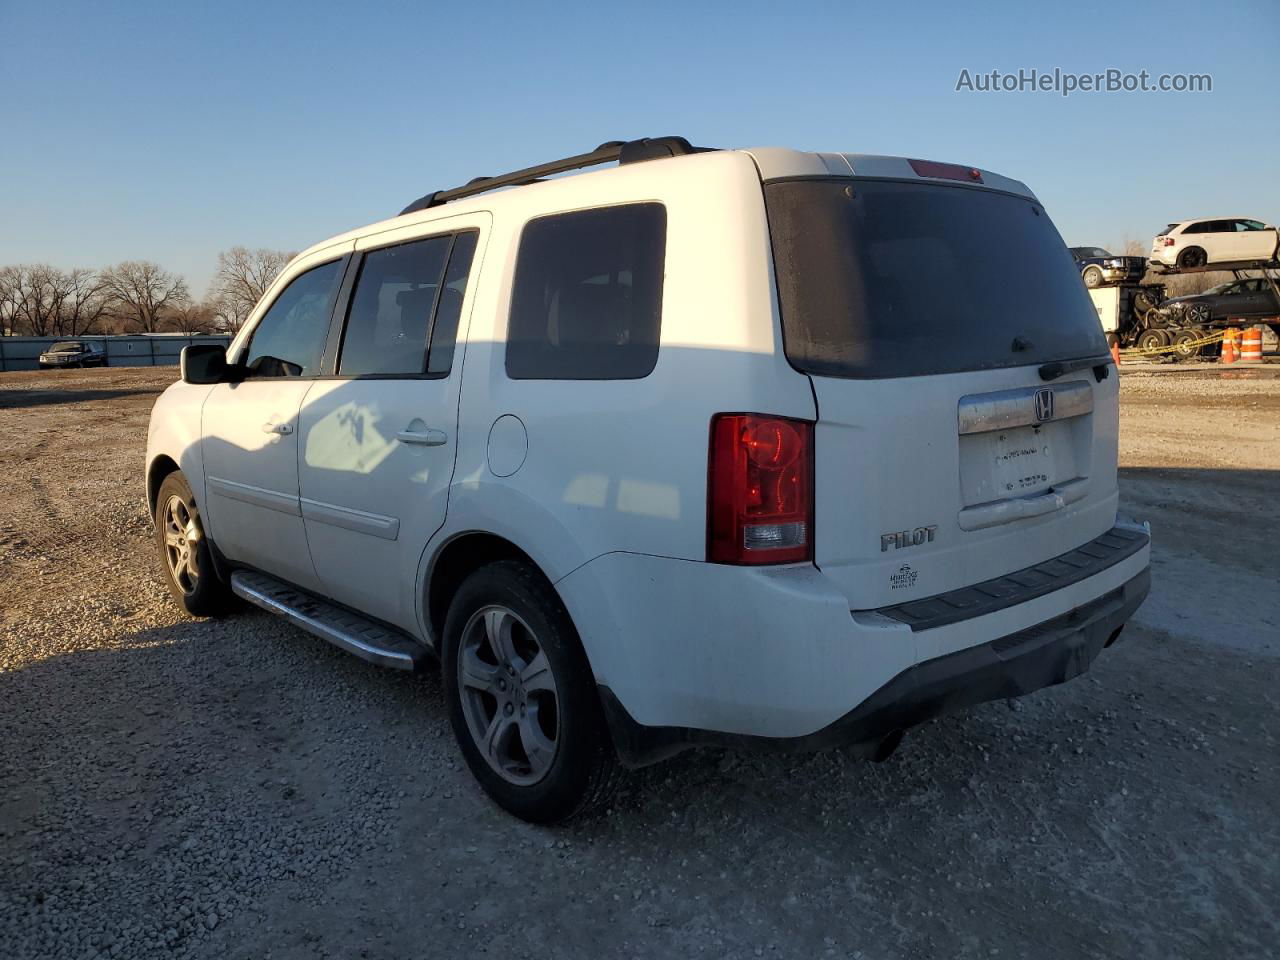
[990,425,1055,495]
[960,423,1070,506]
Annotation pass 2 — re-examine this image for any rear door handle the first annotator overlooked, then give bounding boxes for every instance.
[262,422,293,435]
[396,428,448,446]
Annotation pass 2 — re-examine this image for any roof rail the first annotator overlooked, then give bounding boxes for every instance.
[398,137,709,216]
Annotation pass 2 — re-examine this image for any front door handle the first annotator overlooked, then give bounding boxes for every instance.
[262,422,294,435]
[396,428,448,447]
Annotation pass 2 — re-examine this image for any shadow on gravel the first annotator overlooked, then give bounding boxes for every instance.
[1120,464,1279,495]
[0,387,159,410]
[3,611,1278,960]
[1119,464,1278,561]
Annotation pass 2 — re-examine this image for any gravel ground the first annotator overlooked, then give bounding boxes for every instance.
[1,366,1277,960]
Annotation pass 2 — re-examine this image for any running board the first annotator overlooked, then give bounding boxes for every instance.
[230,570,428,671]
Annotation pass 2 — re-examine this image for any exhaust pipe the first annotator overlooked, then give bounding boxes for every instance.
[871,729,904,763]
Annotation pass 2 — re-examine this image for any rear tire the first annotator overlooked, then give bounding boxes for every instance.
[1177,247,1207,270]
[1136,329,1168,353]
[154,471,234,617]
[442,560,619,823]
[1170,328,1203,361]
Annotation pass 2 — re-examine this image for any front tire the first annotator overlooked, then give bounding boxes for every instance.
[442,560,618,823]
[1082,265,1104,288]
[1185,303,1211,324]
[154,471,233,617]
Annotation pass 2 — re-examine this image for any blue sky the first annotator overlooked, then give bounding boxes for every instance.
[2,0,1276,297]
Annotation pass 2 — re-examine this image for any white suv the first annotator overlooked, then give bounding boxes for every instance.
[1149,217,1279,270]
[147,138,1151,822]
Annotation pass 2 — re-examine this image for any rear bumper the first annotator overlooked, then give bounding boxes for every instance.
[559,522,1151,765]
[600,563,1149,766]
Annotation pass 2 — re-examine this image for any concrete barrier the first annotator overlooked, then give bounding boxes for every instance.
[0,335,231,372]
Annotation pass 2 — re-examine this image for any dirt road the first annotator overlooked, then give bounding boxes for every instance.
[1,366,1277,959]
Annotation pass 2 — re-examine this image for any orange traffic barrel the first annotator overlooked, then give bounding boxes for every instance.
[1110,339,1121,367]
[1221,330,1238,364]
[1240,327,1263,363]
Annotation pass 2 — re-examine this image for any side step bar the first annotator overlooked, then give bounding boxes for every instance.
[230,570,429,671]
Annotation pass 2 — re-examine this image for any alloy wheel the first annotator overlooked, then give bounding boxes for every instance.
[457,605,560,786]
[162,494,201,594]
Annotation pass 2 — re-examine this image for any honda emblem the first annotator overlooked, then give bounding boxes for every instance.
[1034,388,1054,423]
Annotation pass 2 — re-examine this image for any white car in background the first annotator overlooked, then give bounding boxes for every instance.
[1149,217,1279,271]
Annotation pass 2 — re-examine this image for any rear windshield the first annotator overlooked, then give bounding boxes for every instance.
[764,179,1107,379]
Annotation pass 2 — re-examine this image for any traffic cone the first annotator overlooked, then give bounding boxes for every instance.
[1240,327,1263,363]
[1221,330,1238,364]
[1110,339,1121,367]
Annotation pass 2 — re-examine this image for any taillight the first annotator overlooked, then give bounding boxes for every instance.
[1163,237,1176,247]
[708,414,813,565]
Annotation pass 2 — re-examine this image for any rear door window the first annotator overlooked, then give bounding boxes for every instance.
[426,232,479,376]
[505,203,666,380]
[339,236,452,376]
[764,179,1106,379]
[338,231,479,377]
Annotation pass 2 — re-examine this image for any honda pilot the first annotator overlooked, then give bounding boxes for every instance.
[146,138,1151,822]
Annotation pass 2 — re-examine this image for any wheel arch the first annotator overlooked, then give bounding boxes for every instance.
[1178,245,1207,266]
[147,454,181,518]
[424,531,552,647]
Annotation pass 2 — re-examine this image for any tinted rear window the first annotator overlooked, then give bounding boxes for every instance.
[764,179,1107,379]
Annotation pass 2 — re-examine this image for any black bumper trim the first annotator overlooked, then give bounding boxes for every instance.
[599,564,1150,769]
[872,524,1149,632]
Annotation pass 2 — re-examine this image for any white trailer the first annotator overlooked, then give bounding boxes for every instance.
[1088,285,1123,336]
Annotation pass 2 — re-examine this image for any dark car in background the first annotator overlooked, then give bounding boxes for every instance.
[1070,247,1147,288]
[1161,277,1280,325]
[37,340,107,368]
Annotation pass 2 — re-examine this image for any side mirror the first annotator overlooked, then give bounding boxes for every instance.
[181,344,228,384]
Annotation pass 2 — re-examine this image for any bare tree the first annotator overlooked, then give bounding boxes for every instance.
[0,265,24,334]
[210,247,293,333]
[166,301,218,335]
[100,261,190,333]
[55,268,111,336]
[0,264,65,336]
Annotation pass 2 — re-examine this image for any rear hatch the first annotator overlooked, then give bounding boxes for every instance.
[764,167,1118,610]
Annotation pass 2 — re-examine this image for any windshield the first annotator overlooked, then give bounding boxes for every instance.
[765,179,1107,379]
[51,342,83,352]
[1075,247,1112,258]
